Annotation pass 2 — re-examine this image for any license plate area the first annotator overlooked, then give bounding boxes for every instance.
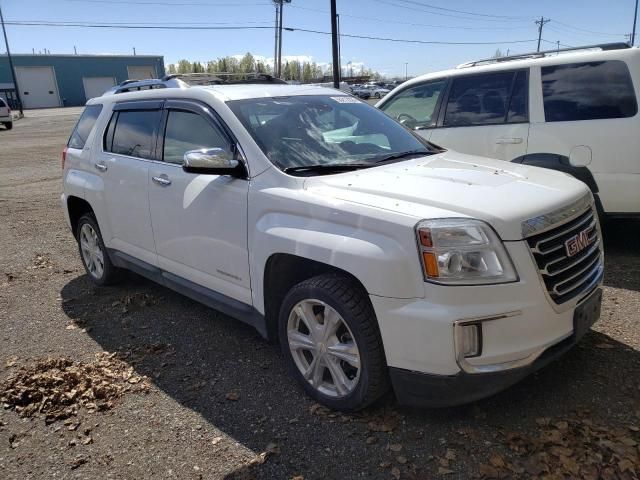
[573,288,602,339]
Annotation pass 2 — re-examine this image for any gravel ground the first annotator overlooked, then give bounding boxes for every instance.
[0,108,639,480]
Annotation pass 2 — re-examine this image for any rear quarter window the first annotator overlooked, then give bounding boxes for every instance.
[68,104,103,149]
[542,60,638,122]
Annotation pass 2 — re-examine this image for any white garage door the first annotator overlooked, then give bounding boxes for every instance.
[15,67,61,109]
[127,66,157,80]
[83,76,116,101]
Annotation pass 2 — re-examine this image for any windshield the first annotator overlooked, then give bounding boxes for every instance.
[227,95,436,173]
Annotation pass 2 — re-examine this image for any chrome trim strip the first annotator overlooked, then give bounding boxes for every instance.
[542,239,600,276]
[554,257,602,296]
[521,193,592,238]
[453,311,527,374]
[530,215,595,253]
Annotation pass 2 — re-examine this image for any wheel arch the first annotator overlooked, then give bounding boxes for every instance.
[66,195,95,239]
[262,253,369,342]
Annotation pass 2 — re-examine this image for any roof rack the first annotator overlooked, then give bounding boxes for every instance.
[102,72,287,96]
[457,42,631,69]
[163,72,287,85]
[104,77,188,95]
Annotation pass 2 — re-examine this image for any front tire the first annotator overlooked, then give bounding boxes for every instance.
[76,214,120,286]
[278,274,389,411]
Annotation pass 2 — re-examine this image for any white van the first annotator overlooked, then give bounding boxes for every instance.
[377,43,640,218]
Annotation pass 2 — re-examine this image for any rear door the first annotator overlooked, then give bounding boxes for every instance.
[0,98,9,119]
[96,101,162,266]
[429,70,530,161]
[148,100,251,304]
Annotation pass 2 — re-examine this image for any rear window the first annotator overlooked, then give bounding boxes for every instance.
[542,60,638,122]
[106,110,161,159]
[0,98,6,108]
[68,104,103,149]
[444,70,527,127]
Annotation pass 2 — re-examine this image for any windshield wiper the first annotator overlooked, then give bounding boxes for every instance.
[283,163,373,174]
[373,149,433,164]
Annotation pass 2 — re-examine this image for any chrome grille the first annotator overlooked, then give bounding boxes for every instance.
[526,207,602,305]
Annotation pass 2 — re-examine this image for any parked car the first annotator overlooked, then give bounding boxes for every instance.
[377,42,640,218]
[0,98,12,130]
[363,84,390,99]
[62,78,603,411]
[350,85,371,99]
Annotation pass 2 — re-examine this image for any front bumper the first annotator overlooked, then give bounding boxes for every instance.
[389,287,602,407]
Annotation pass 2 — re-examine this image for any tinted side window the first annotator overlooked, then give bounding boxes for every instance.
[507,70,528,123]
[542,61,637,122]
[0,98,6,108]
[110,110,161,159]
[163,110,231,164]
[444,72,516,127]
[68,104,103,149]
[380,80,447,129]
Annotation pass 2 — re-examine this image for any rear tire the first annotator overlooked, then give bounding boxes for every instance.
[278,274,389,411]
[76,214,121,286]
[4,122,12,130]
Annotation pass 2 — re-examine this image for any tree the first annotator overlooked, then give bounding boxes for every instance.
[167,64,177,74]
[177,59,192,74]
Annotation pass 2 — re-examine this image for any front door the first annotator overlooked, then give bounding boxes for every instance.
[148,102,251,305]
[429,70,530,161]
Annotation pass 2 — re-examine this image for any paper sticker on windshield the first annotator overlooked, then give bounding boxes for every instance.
[331,96,360,104]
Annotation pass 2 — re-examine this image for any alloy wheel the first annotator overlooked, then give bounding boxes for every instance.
[287,299,361,398]
[79,223,105,280]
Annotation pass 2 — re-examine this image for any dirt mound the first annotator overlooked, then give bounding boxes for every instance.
[1,353,148,423]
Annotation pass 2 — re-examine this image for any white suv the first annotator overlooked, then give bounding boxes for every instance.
[0,97,12,130]
[62,76,603,410]
[378,43,640,219]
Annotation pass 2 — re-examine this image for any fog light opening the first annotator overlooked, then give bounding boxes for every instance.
[460,323,482,358]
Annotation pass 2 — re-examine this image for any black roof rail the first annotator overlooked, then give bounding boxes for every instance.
[457,42,632,68]
[162,72,288,85]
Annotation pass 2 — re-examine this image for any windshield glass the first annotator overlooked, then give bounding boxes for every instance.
[227,95,436,172]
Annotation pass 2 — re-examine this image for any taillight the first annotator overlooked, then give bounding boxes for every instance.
[62,146,68,169]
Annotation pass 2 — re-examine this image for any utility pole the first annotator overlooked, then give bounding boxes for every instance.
[632,0,639,45]
[330,0,340,88]
[535,16,550,52]
[0,4,23,115]
[556,40,560,52]
[272,0,290,78]
[273,1,279,75]
[336,14,341,80]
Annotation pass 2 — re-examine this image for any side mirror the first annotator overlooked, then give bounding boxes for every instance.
[182,148,245,176]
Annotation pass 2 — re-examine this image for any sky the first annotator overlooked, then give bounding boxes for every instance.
[0,0,637,77]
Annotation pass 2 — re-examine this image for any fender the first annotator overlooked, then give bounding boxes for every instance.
[511,153,599,193]
[250,212,425,315]
[68,168,113,244]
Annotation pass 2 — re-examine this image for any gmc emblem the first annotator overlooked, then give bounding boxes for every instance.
[565,228,592,257]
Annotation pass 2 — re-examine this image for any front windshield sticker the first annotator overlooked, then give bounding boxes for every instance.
[331,96,361,104]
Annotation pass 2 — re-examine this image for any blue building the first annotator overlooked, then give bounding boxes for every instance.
[0,54,165,109]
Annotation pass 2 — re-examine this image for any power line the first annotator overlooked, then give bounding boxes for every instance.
[550,19,625,37]
[3,20,540,46]
[545,24,623,39]
[65,0,270,6]
[387,0,531,20]
[372,0,534,23]
[288,5,528,31]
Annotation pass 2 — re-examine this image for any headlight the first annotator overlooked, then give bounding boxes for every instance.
[415,218,517,285]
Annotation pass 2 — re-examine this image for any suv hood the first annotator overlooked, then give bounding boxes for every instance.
[303,150,591,241]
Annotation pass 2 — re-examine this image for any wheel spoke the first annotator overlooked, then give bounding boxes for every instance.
[295,303,321,339]
[303,354,324,388]
[325,356,350,396]
[322,306,341,341]
[288,331,316,351]
[327,342,360,369]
